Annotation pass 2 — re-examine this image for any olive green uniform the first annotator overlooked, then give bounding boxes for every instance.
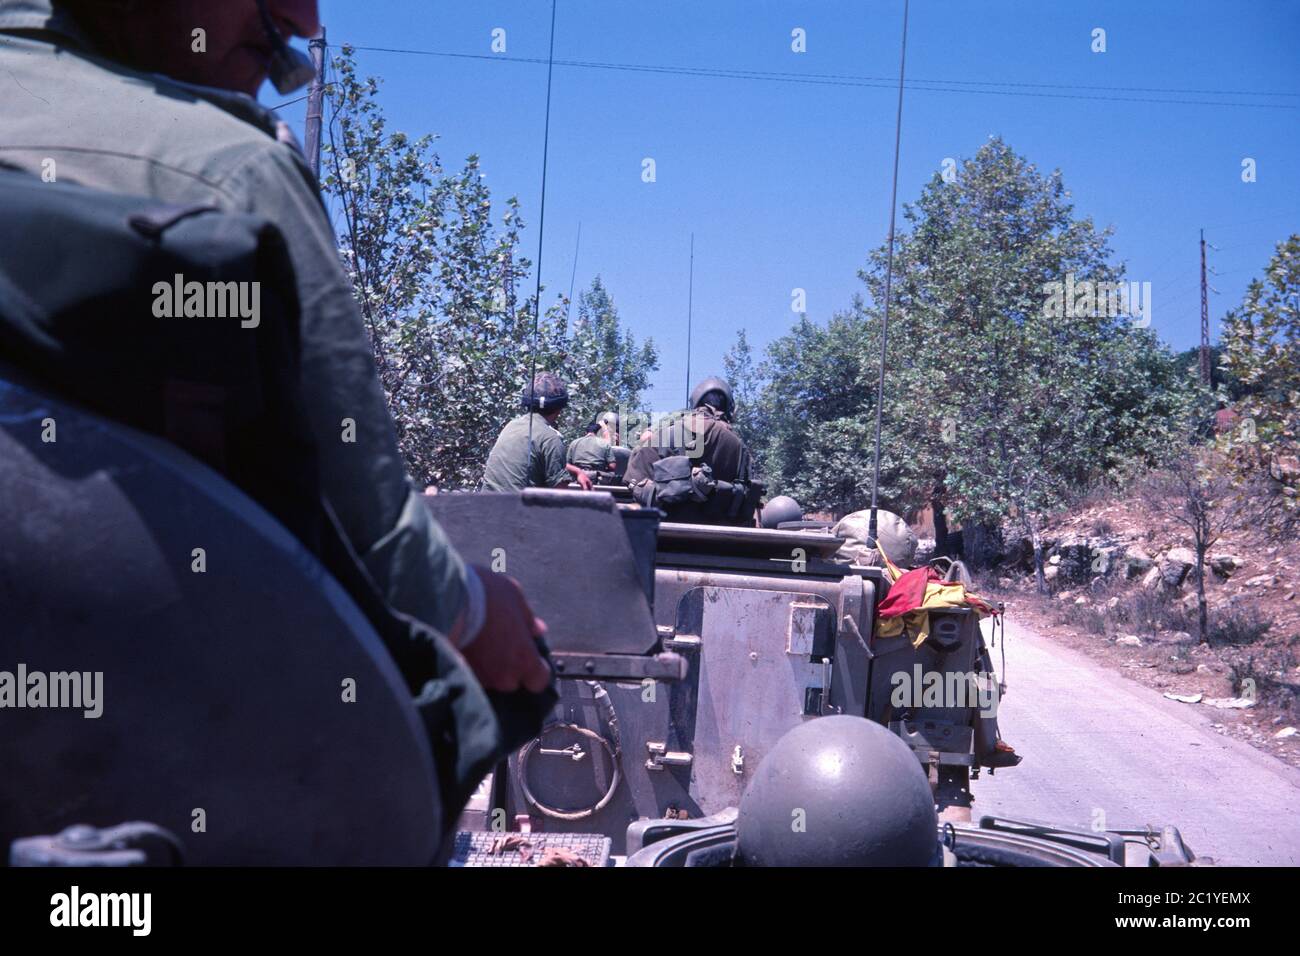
[482,413,570,491]
[566,434,616,472]
[0,2,477,639]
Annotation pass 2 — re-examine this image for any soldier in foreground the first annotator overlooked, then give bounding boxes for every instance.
[625,377,759,524]
[482,372,594,492]
[0,0,551,785]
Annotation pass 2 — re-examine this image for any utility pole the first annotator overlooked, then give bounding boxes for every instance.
[1199,228,1211,386]
[304,28,327,179]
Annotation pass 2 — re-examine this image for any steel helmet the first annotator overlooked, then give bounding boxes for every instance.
[760,495,803,529]
[736,716,939,867]
[688,377,735,417]
[596,410,619,438]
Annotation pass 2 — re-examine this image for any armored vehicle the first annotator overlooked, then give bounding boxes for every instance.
[426,488,1013,853]
[0,383,1192,866]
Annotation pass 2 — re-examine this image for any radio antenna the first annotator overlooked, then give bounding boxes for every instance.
[685,232,695,407]
[868,0,910,554]
[527,0,559,458]
[565,221,582,327]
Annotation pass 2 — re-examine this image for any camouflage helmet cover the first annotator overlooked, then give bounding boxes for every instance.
[521,371,569,412]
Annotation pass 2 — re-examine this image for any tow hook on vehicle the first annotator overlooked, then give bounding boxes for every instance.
[645,741,692,771]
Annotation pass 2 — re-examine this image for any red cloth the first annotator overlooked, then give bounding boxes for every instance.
[875,566,944,619]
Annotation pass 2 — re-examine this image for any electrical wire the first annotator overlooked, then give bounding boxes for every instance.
[346,44,1298,111]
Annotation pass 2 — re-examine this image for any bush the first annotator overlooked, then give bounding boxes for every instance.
[1209,607,1272,647]
[1080,606,1110,636]
[1113,589,1191,637]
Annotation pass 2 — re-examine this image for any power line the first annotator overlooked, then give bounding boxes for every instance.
[346,44,1298,110]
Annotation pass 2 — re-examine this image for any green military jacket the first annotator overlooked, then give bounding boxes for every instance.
[566,433,616,472]
[0,1,472,639]
[482,414,570,491]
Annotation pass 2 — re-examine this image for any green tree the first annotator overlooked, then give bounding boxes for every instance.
[559,276,659,439]
[752,138,1202,573]
[722,328,764,447]
[1218,234,1300,535]
[319,46,653,488]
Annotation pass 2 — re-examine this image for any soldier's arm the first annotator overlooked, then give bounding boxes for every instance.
[227,143,482,645]
[549,434,588,488]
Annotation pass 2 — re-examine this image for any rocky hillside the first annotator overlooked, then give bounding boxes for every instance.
[977,491,1300,766]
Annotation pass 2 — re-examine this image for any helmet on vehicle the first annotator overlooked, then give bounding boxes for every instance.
[759,495,802,529]
[520,372,569,413]
[736,716,939,867]
[688,377,735,417]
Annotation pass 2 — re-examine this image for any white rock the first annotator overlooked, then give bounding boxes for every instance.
[1274,727,1297,739]
[1202,697,1256,709]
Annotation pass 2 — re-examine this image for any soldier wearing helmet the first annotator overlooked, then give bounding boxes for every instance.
[625,376,758,524]
[482,372,593,492]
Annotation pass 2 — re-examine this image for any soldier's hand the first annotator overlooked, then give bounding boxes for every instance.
[461,566,554,694]
[564,463,593,490]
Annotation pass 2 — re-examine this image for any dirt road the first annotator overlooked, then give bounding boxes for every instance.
[973,618,1300,865]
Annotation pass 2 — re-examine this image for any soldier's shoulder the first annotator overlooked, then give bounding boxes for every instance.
[0,39,300,183]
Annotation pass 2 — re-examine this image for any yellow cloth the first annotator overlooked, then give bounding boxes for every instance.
[874,554,994,648]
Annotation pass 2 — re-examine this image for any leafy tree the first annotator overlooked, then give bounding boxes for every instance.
[1141,450,1258,643]
[559,276,659,439]
[319,46,654,488]
[721,328,762,444]
[1218,234,1300,535]
[752,138,1202,574]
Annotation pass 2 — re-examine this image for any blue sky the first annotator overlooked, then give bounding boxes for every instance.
[274,0,1299,412]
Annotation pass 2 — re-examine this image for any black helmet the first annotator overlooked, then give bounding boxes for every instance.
[688,377,735,417]
[521,372,569,413]
[760,495,802,529]
[736,716,939,867]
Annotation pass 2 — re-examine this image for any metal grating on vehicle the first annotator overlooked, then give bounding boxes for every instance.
[449,831,613,867]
